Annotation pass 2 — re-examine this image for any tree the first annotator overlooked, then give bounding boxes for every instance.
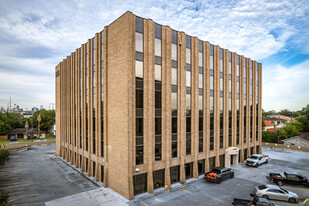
[0,113,11,134]
[262,131,278,143]
[262,109,277,119]
[26,109,55,133]
[277,109,293,117]
[296,115,309,132]
[277,124,300,139]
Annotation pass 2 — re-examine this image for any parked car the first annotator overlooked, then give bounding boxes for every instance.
[204,167,234,184]
[245,154,269,167]
[9,135,17,141]
[254,184,299,203]
[233,193,279,206]
[266,171,309,187]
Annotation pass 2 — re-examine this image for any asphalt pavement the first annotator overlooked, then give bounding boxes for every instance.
[0,145,99,206]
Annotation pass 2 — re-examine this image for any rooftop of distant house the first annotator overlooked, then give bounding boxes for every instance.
[264,120,275,126]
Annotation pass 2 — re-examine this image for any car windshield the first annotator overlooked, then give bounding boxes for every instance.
[258,185,267,190]
[212,169,221,174]
[249,156,258,159]
[280,188,288,193]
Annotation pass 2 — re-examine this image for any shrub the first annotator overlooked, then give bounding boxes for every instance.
[0,149,9,166]
[0,191,10,205]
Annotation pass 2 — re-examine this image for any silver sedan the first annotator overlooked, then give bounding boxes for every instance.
[254,184,299,203]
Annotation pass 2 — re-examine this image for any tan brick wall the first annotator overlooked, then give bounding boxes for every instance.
[55,11,263,200]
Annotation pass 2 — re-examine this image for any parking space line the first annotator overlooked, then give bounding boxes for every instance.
[10,194,40,201]
[7,187,35,192]
[1,181,32,187]
[12,202,44,206]
[303,198,308,205]
[140,200,148,206]
[180,188,192,194]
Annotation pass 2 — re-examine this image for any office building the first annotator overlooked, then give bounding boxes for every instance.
[55,11,262,200]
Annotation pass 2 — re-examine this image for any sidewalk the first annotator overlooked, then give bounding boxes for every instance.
[45,187,129,206]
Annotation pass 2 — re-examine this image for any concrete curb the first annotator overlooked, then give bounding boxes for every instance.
[54,154,102,188]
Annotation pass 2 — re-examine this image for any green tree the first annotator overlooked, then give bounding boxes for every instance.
[262,109,277,119]
[0,113,11,134]
[295,115,309,132]
[262,131,278,143]
[277,109,293,117]
[26,109,55,133]
[277,124,300,139]
[7,113,26,129]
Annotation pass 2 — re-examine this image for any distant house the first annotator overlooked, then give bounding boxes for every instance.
[264,120,275,131]
[283,133,309,148]
[6,128,48,140]
[264,115,293,126]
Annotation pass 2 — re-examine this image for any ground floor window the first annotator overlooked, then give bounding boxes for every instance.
[209,157,216,171]
[238,150,241,162]
[101,165,104,183]
[185,162,193,180]
[153,169,165,190]
[170,165,180,184]
[198,159,205,176]
[93,162,96,177]
[250,147,254,155]
[80,155,82,168]
[133,173,147,196]
[244,149,248,160]
[256,145,260,154]
[219,154,225,168]
[86,158,88,172]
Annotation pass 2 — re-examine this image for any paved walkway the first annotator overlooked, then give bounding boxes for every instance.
[45,188,128,206]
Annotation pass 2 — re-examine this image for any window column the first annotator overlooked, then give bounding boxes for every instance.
[135,17,144,165]
[100,32,104,158]
[198,40,203,153]
[209,45,214,151]
[154,23,162,161]
[171,30,178,158]
[219,48,224,149]
[228,52,232,147]
[186,35,191,156]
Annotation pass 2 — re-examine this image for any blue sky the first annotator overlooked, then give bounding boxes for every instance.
[0,0,308,112]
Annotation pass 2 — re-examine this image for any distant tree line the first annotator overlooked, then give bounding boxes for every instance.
[262,104,309,143]
[0,109,55,135]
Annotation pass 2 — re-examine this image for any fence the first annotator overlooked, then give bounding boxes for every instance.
[262,142,309,152]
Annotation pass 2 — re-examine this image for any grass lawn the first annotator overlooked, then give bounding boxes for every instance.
[0,140,9,145]
[0,137,55,145]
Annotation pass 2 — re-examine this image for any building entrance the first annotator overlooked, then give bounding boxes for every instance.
[225,147,239,168]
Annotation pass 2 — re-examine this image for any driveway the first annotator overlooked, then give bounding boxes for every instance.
[0,145,99,206]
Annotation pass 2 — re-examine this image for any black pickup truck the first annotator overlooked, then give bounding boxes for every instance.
[204,167,234,184]
[266,171,309,187]
[233,194,279,206]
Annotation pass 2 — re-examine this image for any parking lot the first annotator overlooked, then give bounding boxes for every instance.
[129,148,309,206]
[0,145,99,206]
[0,145,308,206]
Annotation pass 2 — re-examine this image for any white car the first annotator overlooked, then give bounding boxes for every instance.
[245,154,269,167]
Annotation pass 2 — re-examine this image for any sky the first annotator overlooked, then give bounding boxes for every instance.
[0,0,308,112]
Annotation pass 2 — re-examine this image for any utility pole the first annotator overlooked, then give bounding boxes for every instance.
[31,110,34,142]
[38,114,41,139]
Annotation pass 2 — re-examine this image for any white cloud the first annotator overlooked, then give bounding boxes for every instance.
[0,0,308,110]
[263,60,309,111]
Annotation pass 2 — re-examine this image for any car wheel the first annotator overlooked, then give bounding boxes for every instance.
[255,163,258,168]
[262,195,269,200]
[277,180,284,186]
[288,198,296,203]
[230,173,234,179]
[265,159,268,164]
[217,180,221,184]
